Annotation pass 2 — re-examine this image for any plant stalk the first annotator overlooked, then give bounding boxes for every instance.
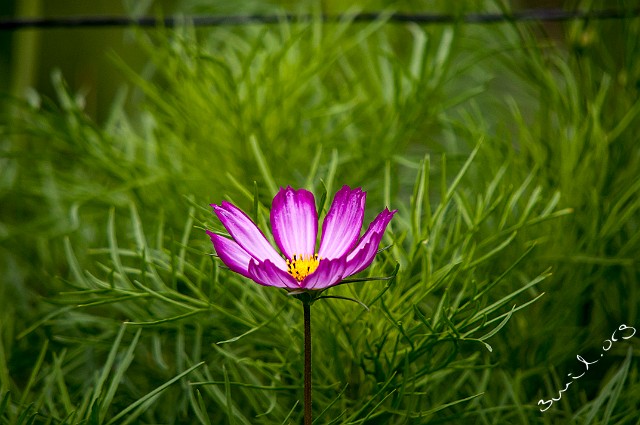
[303,301,312,425]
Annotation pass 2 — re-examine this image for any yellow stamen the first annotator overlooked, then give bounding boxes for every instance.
[286,254,321,282]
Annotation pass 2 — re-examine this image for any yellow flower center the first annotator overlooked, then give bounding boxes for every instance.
[286,254,321,282]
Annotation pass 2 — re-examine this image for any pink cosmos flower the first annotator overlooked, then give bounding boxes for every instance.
[207,185,396,290]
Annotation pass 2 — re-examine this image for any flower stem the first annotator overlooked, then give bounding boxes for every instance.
[303,301,312,425]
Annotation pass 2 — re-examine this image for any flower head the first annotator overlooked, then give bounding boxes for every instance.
[207,185,396,291]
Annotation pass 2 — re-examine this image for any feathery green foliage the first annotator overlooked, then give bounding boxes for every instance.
[1,0,639,423]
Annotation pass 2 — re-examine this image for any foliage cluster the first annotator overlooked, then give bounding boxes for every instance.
[1,0,639,423]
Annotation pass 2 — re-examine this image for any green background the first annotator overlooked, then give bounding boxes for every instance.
[1,0,639,423]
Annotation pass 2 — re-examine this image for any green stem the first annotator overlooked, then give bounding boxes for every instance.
[303,301,312,425]
[10,0,42,99]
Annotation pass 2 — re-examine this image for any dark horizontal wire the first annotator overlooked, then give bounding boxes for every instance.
[0,8,639,30]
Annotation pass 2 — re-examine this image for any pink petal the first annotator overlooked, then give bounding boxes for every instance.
[213,201,286,270]
[300,258,347,290]
[207,231,253,279]
[247,259,300,289]
[270,186,318,259]
[318,186,366,259]
[344,208,396,276]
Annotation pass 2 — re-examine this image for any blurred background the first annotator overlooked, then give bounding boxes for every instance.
[1,0,639,423]
[2,0,566,122]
